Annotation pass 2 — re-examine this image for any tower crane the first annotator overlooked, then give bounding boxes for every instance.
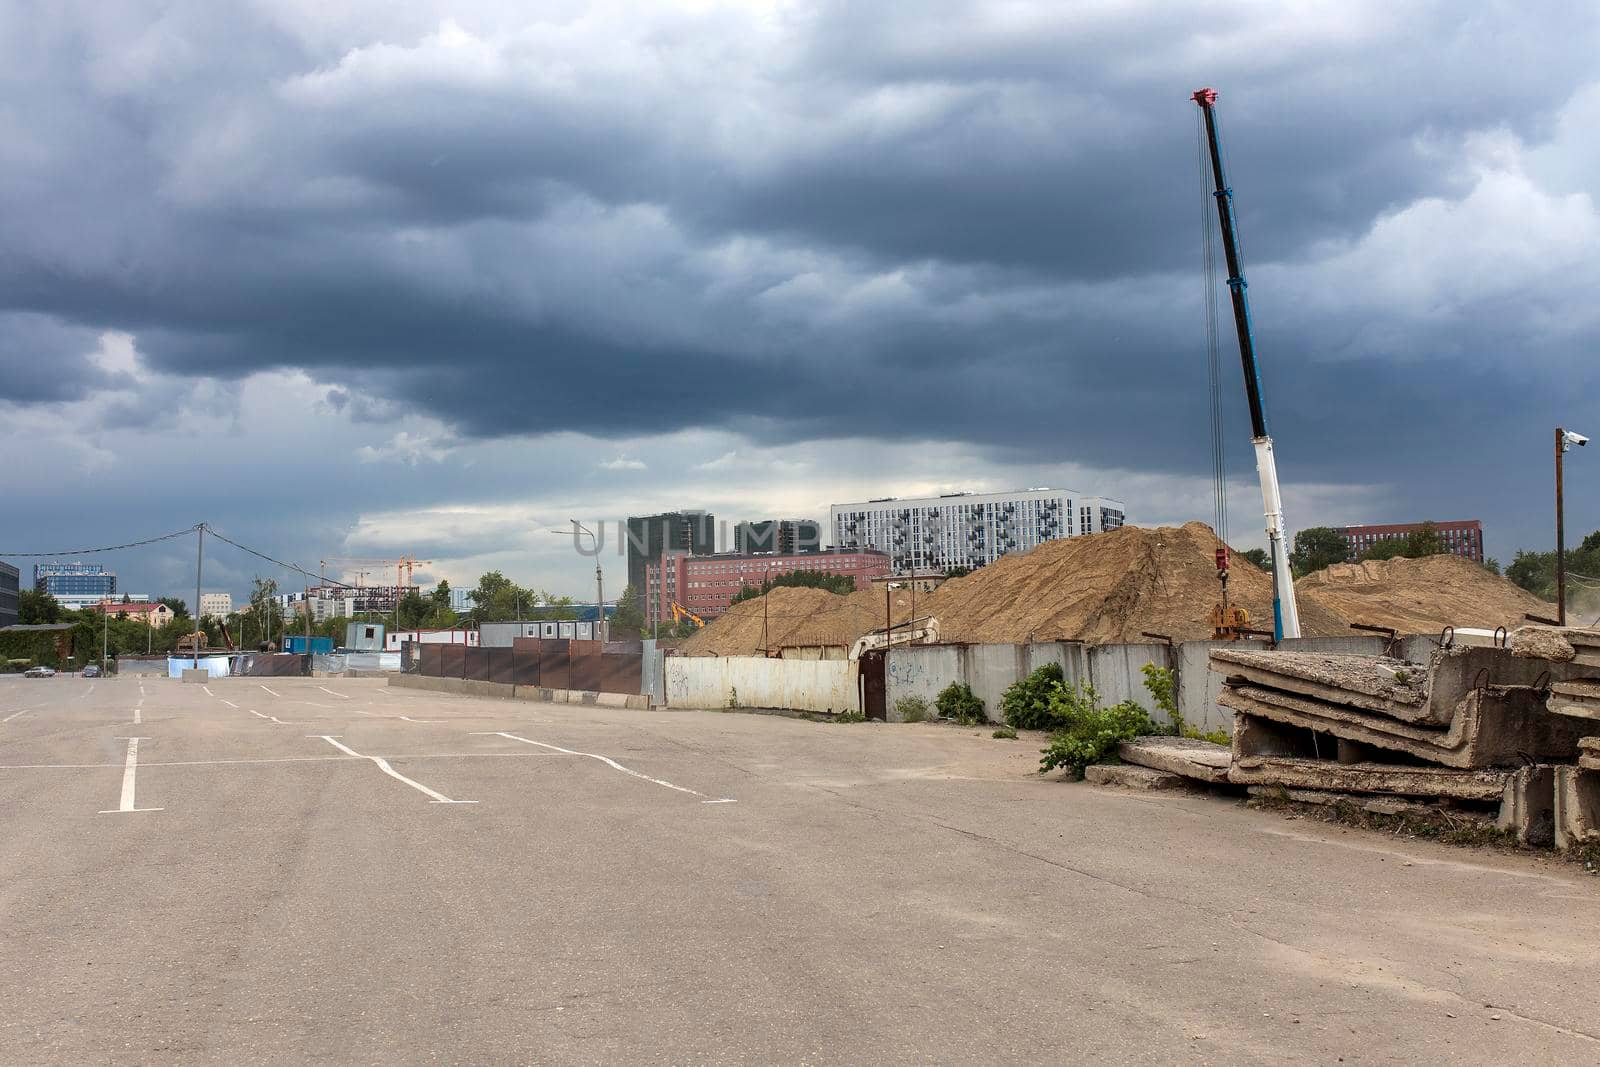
[1193,87,1301,641]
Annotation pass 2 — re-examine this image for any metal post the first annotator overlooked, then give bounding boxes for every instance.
[101,605,107,673]
[194,524,204,669]
[595,559,605,642]
[1557,427,1567,626]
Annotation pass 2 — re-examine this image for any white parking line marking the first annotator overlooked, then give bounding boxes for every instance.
[317,686,349,700]
[298,701,334,709]
[86,683,95,697]
[477,731,734,803]
[259,685,282,697]
[0,752,567,771]
[398,716,445,724]
[313,736,476,805]
[220,699,239,708]
[99,738,162,814]
[133,707,141,725]
[203,685,215,696]
[249,709,298,725]
[2,709,27,724]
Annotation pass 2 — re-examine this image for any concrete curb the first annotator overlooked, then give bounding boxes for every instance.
[387,674,647,710]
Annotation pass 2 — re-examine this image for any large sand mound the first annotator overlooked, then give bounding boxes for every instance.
[683,522,1351,654]
[1295,555,1552,635]
[923,521,1349,645]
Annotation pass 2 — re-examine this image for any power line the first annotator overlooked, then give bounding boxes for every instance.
[201,526,359,591]
[0,525,200,557]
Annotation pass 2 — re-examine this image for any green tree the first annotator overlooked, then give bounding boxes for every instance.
[1289,527,1351,577]
[612,584,646,637]
[1359,520,1450,561]
[247,576,284,648]
[18,589,61,625]
[1482,557,1502,576]
[729,570,856,606]
[944,565,973,579]
[395,589,430,629]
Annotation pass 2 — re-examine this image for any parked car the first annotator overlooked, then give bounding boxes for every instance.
[82,665,102,678]
[23,666,56,678]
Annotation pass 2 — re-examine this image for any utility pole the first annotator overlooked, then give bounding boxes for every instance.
[193,523,204,670]
[1556,427,1589,625]
[101,604,107,673]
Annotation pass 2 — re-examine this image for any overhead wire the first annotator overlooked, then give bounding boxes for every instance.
[201,525,359,591]
[0,525,200,557]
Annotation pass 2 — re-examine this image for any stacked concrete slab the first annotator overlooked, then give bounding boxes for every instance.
[1209,640,1594,844]
[1508,626,1600,849]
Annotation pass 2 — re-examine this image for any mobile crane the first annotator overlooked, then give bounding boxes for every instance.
[1193,87,1301,641]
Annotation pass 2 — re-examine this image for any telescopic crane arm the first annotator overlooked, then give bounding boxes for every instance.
[1193,87,1301,640]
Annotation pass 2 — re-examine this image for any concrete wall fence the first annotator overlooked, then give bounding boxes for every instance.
[664,635,1435,726]
[666,656,858,715]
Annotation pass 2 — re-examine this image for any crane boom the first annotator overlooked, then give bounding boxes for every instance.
[1192,87,1301,640]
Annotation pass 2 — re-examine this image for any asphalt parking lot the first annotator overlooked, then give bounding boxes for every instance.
[1,673,1597,1063]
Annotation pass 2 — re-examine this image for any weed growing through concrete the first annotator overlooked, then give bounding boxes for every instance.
[936,682,986,725]
[895,696,930,723]
[833,709,867,724]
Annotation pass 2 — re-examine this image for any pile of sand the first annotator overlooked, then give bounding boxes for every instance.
[1295,555,1552,635]
[683,522,1351,654]
[678,585,923,657]
[922,521,1349,645]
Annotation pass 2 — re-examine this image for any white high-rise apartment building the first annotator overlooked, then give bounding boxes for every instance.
[829,488,1125,575]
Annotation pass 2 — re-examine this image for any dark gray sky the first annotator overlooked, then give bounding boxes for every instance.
[3,2,1599,600]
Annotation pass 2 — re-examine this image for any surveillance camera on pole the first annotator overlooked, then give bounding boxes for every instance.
[1562,430,1588,450]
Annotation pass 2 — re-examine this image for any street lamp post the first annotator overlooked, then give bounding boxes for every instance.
[550,522,606,641]
[1557,427,1589,626]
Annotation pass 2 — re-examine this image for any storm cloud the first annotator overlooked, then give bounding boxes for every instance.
[3,1,1599,596]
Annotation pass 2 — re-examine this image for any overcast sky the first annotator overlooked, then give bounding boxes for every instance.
[3,1,1599,602]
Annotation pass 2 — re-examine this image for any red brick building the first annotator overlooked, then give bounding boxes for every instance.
[646,549,891,624]
[1337,520,1484,562]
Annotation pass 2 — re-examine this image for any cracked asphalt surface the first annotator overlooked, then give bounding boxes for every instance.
[1,673,1596,1063]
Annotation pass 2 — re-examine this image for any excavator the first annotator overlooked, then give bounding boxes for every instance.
[670,602,705,629]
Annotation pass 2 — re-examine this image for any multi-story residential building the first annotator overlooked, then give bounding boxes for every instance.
[199,592,233,618]
[91,600,174,629]
[646,548,890,624]
[829,488,1125,574]
[625,511,716,594]
[1338,520,1484,563]
[35,562,116,600]
[733,519,822,556]
[0,560,18,629]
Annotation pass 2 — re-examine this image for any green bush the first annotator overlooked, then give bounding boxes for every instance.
[992,725,1018,740]
[1000,663,1066,730]
[935,682,986,725]
[894,695,930,723]
[1038,685,1157,779]
[833,709,867,724]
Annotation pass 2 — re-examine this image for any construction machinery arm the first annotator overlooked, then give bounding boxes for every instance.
[1193,87,1301,640]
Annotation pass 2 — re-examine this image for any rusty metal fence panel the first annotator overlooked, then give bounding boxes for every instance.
[512,638,541,686]
[463,647,491,682]
[569,641,601,693]
[540,639,570,690]
[599,650,643,694]
[486,647,515,685]
[441,643,467,679]
[419,644,444,677]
